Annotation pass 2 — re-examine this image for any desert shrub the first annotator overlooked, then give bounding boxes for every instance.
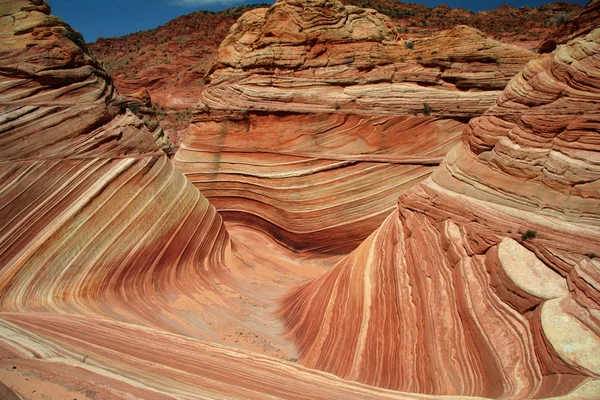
[423,103,431,116]
[127,104,141,114]
[552,12,571,26]
[521,230,537,240]
[405,41,414,49]
[61,28,85,46]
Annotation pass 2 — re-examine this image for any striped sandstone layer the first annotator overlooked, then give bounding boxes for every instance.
[0,4,523,397]
[281,9,600,399]
[177,0,533,253]
[175,111,464,253]
[0,0,320,377]
[202,0,534,116]
[0,312,502,400]
[1,0,599,399]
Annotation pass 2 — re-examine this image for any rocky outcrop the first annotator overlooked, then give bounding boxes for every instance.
[87,1,582,112]
[0,2,175,158]
[88,5,267,109]
[122,89,176,156]
[202,0,534,116]
[281,11,600,399]
[537,0,600,52]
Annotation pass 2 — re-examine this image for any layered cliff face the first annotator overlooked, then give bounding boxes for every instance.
[87,0,582,112]
[280,11,600,399]
[176,111,464,253]
[203,0,534,116]
[176,0,534,253]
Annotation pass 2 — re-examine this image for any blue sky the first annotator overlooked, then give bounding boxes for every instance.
[48,0,588,43]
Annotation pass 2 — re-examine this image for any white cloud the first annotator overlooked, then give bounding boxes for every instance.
[171,0,245,6]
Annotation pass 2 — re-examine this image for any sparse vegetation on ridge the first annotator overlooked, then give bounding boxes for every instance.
[423,103,431,116]
[521,230,537,240]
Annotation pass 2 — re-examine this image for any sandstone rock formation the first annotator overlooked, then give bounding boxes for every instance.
[203,0,534,116]
[537,0,600,52]
[122,89,176,156]
[0,0,321,356]
[0,2,374,396]
[89,5,268,109]
[176,0,534,253]
[0,1,175,159]
[88,0,572,152]
[88,0,582,112]
[176,110,464,253]
[1,0,599,399]
[280,9,600,398]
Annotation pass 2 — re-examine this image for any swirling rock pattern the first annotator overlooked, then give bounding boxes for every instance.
[175,110,464,253]
[0,0,325,382]
[280,9,600,399]
[1,0,599,399]
[178,0,534,253]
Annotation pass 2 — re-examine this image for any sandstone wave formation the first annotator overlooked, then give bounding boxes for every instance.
[175,0,534,253]
[280,3,600,398]
[1,0,599,399]
[0,1,413,398]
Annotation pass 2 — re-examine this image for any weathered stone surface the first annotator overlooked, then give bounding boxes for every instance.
[0,1,174,159]
[202,0,534,117]
[438,28,600,221]
[280,7,600,398]
[537,0,600,52]
[1,0,599,399]
[0,2,373,397]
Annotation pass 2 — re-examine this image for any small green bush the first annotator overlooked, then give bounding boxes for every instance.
[423,103,431,116]
[551,12,570,26]
[405,41,414,50]
[61,28,85,46]
[521,230,537,240]
[127,104,140,114]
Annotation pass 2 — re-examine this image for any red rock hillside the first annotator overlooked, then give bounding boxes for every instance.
[88,0,583,149]
[88,0,581,110]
